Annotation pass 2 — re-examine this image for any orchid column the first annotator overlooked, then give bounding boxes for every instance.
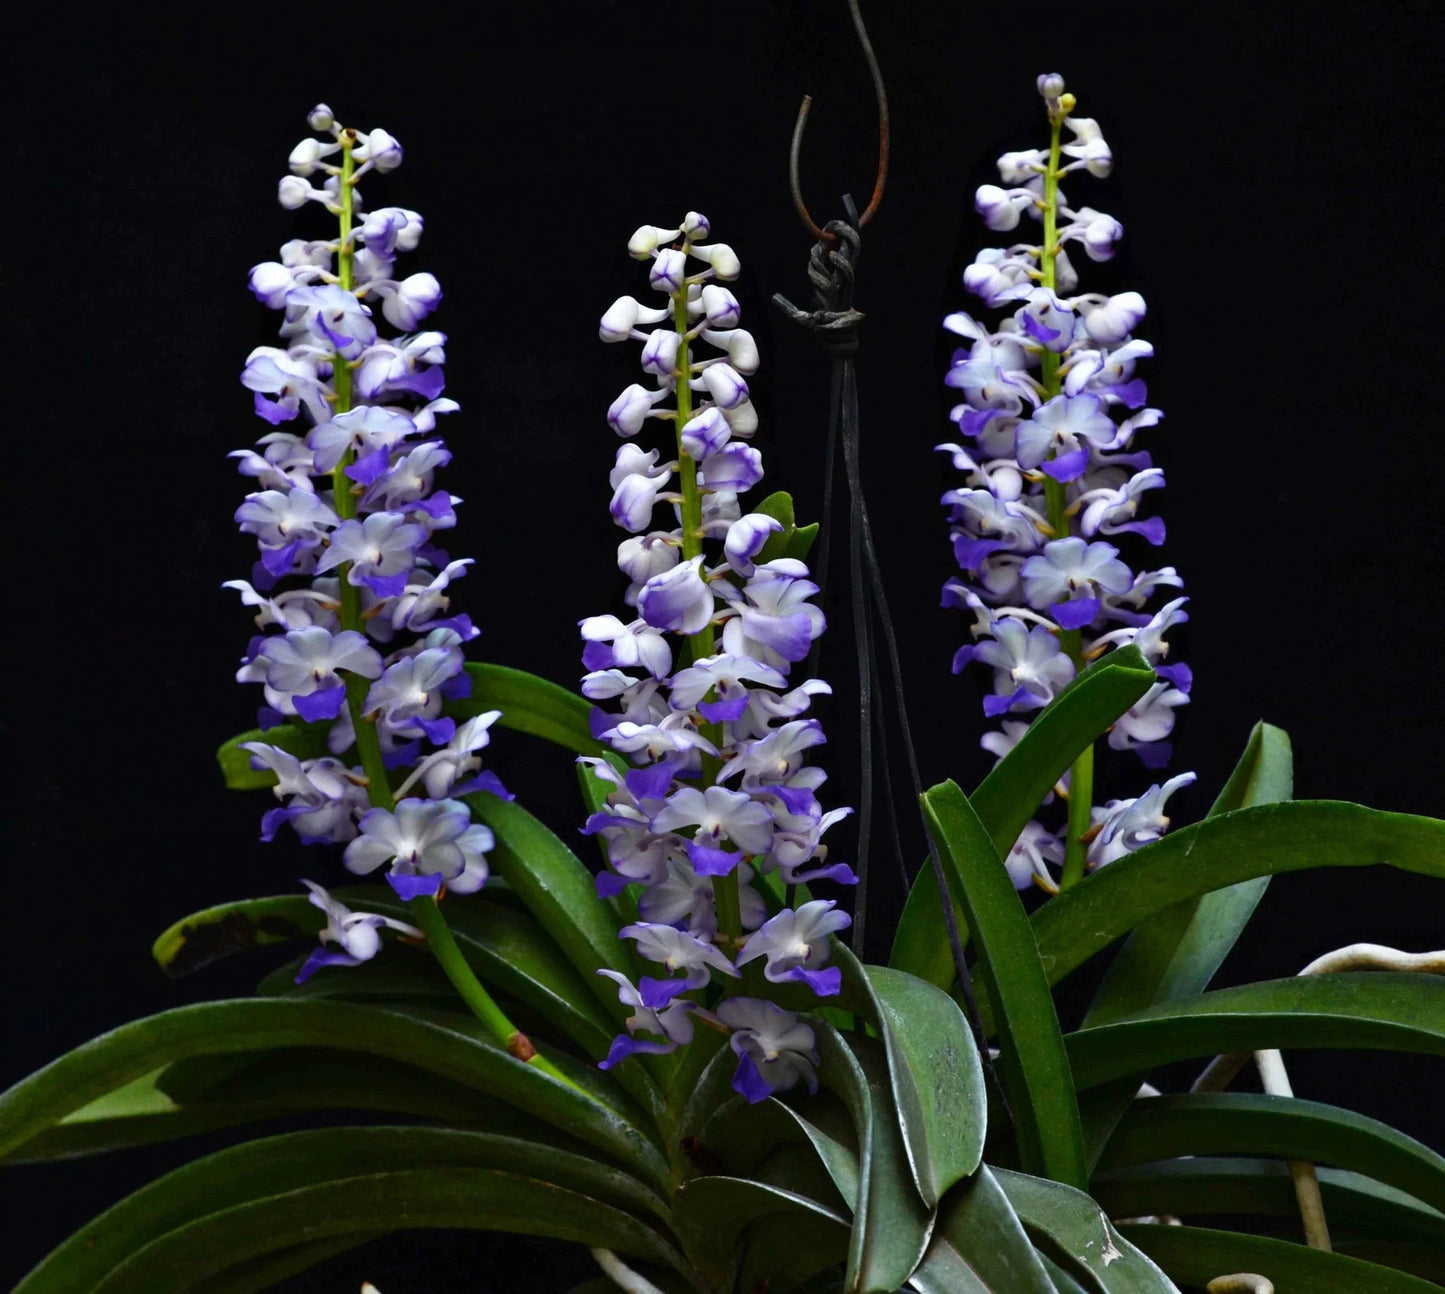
[581,216,856,1101]
[230,105,566,1077]
[941,75,1194,891]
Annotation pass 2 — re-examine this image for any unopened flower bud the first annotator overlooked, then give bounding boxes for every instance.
[683,211,711,240]
[308,104,335,131]
[692,243,740,280]
[1037,73,1066,100]
[627,224,682,259]
[289,138,323,175]
[361,128,403,172]
[700,285,741,329]
[278,175,313,210]
[650,248,687,294]
[721,329,759,375]
[640,329,681,377]
[600,296,641,343]
[701,363,749,410]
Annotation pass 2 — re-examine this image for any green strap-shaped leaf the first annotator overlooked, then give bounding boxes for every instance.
[1085,721,1294,1028]
[1117,1223,1441,1293]
[1077,722,1294,1170]
[753,490,819,564]
[912,1165,1058,1294]
[673,1175,847,1289]
[17,1125,668,1293]
[1032,801,1445,993]
[993,1168,1178,1293]
[1092,1158,1445,1255]
[890,646,1155,987]
[187,1234,386,1294]
[1095,1091,1445,1215]
[0,998,668,1190]
[3,1049,541,1164]
[155,890,617,1055]
[216,663,604,794]
[1067,974,1445,1092]
[814,1024,933,1294]
[921,781,1087,1190]
[465,791,640,1021]
[216,721,329,790]
[860,961,987,1207]
[456,661,608,755]
[770,1091,862,1209]
[88,1167,687,1294]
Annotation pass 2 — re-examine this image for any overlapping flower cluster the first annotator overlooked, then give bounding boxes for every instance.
[230,106,504,980]
[941,75,1194,890]
[582,215,854,1102]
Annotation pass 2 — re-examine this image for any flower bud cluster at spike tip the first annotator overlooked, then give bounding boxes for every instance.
[941,75,1195,891]
[231,106,509,978]
[584,215,853,1103]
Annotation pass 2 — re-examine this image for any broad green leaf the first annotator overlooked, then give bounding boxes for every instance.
[4,1049,530,1163]
[1095,1092,1445,1215]
[740,1207,850,1294]
[673,1175,848,1290]
[1078,722,1294,1170]
[216,721,329,791]
[1085,722,1293,1029]
[994,1168,1178,1293]
[890,646,1154,988]
[912,1165,1057,1294]
[770,1089,861,1208]
[456,661,608,756]
[1332,1240,1445,1285]
[89,1167,687,1294]
[188,1234,384,1294]
[814,1024,933,1294]
[862,962,987,1206]
[216,664,604,794]
[0,998,668,1190]
[465,792,640,1021]
[1032,801,1445,993]
[1067,974,1445,1092]
[921,781,1086,1190]
[1117,1223,1441,1293]
[754,490,819,564]
[17,1126,667,1294]
[156,890,618,1058]
[1092,1158,1445,1254]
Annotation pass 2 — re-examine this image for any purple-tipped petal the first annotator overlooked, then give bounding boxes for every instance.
[793,965,843,997]
[1051,598,1100,631]
[731,1052,772,1104]
[294,684,348,723]
[387,871,444,900]
[688,841,743,877]
[295,947,363,984]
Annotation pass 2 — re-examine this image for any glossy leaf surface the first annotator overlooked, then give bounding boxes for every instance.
[1118,1223,1440,1293]
[1032,802,1445,992]
[1067,974,1445,1092]
[921,780,1086,1190]
[890,646,1154,987]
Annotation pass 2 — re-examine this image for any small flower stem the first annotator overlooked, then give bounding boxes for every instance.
[1038,104,1095,892]
[671,273,742,953]
[316,135,593,1102]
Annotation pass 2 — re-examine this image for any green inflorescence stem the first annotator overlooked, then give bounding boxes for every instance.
[671,269,743,951]
[320,132,589,1096]
[1037,100,1096,892]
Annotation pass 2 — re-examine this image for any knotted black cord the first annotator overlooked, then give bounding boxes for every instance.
[776,0,1000,1091]
[772,209,992,1071]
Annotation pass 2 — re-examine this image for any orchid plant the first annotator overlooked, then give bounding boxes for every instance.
[5,76,1445,1294]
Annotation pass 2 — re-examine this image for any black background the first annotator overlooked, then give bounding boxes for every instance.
[7,2,1445,1289]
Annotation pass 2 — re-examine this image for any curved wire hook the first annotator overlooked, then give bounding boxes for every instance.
[789,0,890,242]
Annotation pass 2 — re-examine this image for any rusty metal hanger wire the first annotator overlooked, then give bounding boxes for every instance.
[788,0,890,242]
